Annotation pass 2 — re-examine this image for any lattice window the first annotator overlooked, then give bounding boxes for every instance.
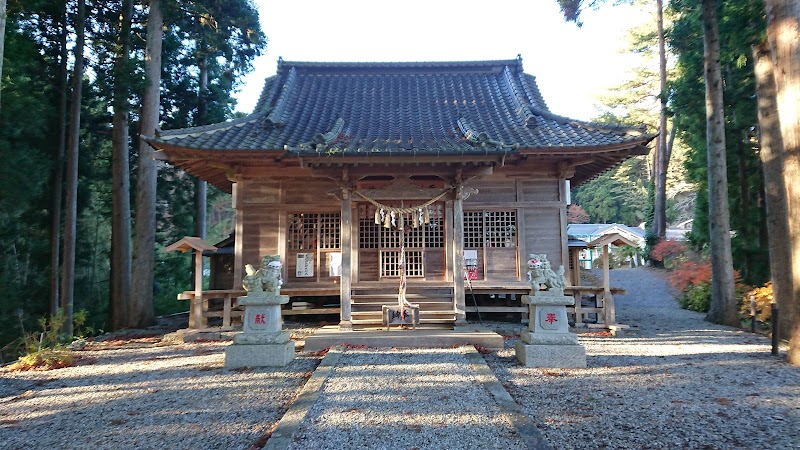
[380,250,424,277]
[484,211,517,248]
[464,210,517,248]
[464,211,484,248]
[381,220,402,247]
[405,222,425,248]
[287,213,341,250]
[424,204,445,248]
[319,213,340,249]
[358,204,379,249]
[287,214,318,250]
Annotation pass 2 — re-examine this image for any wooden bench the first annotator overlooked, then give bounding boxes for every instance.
[178,287,344,329]
[178,289,246,329]
[564,286,627,327]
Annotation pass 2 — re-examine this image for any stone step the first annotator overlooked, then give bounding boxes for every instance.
[304,325,504,351]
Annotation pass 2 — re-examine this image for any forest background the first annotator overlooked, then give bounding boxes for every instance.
[0,0,785,359]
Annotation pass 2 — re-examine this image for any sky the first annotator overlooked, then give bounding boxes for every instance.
[232,0,650,121]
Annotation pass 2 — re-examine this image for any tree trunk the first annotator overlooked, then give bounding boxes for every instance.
[195,179,207,238]
[652,0,669,239]
[701,0,738,326]
[0,0,7,113]
[61,0,86,338]
[753,40,793,349]
[764,0,800,364]
[195,55,208,242]
[131,0,163,329]
[49,10,68,317]
[109,0,134,330]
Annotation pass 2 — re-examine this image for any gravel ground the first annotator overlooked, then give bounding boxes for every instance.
[485,268,800,450]
[1,267,799,450]
[0,325,322,450]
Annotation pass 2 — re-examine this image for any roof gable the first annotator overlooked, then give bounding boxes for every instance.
[148,57,654,190]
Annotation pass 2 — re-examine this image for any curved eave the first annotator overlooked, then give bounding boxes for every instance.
[144,139,286,193]
[145,133,654,192]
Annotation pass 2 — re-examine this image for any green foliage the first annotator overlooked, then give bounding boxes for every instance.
[8,308,90,369]
[20,308,89,354]
[13,349,76,371]
[679,280,712,312]
[0,17,60,358]
[669,0,770,286]
[572,157,649,225]
[0,1,264,352]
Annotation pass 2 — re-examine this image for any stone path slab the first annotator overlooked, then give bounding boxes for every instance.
[266,346,550,450]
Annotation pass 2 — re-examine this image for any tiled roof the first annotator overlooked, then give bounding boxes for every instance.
[152,57,653,156]
[567,223,646,241]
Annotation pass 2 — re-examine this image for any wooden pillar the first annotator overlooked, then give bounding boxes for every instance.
[559,178,569,277]
[232,182,244,286]
[453,185,466,324]
[192,250,204,329]
[570,250,581,286]
[339,188,353,330]
[602,244,616,325]
[515,179,527,281]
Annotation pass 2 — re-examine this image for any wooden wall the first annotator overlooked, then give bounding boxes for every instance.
[232,171,568,292]
[464,174,566,280]
[235,178,340,286]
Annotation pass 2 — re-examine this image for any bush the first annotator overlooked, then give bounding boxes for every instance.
[668,258,747,314]
[679,280,712,312]
[12,349,76,371]
[8,308,90,371]
[650,239,689,268]
[668,260,712,293]
[739,282,773,323]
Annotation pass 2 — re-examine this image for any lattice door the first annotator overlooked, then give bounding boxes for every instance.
[357,203,444,279]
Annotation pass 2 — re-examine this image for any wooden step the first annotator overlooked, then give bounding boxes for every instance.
[351,302,454,312]
[350,286,456,328]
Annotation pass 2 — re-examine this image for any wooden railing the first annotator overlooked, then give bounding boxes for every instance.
[178,286,342,329]
[565,286,627,327]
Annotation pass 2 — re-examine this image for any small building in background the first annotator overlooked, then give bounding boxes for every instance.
[567,224,645,268]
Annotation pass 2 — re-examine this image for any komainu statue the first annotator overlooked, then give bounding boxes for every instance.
[527,254,566,293]
[243,255,283,296]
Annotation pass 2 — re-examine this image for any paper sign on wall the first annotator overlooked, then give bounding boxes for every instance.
[463,249,478,280]
[296,253,314,277]
[328,252,342,277]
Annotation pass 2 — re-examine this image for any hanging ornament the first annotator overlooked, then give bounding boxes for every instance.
[397,212,404,230]
[383,210,392,228]
[390,210,396,228]
[374,208,380,225]
[412,211,419,228]
[423,207,430,224]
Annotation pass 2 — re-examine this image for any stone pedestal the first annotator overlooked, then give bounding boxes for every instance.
[225,292,294,368]
[515,291,587,368]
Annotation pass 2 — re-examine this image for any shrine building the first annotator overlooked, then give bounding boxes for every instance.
[147,57,654,330]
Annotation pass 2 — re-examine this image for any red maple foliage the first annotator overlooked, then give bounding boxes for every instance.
[667,260,712,292]
[567,204,590,224]
[650,239,689,262]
